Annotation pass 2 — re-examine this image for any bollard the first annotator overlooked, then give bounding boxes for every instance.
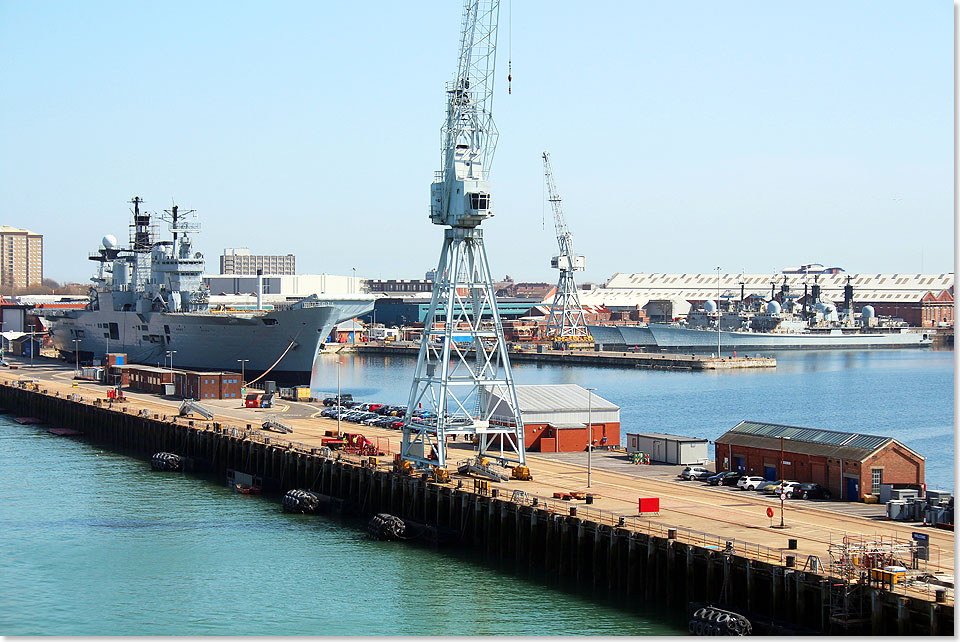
[532,497,538,507]
[585,495,594,505]
[936,590,946,603]
[788,538,798,550]
[668,528,677,540]
[491,488,498,499]
[785,555,796,568]
[570,506,577,517]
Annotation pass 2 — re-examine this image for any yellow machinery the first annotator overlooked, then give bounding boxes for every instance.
[398,459,414,475]
[430,467,451,483]
[511,465,533,481]
[473,479,490,495]
[368,456,379,467]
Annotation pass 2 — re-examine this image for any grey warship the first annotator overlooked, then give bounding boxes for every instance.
[46,198,375,384]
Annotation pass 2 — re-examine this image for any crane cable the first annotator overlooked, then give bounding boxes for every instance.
[507,0,512,94]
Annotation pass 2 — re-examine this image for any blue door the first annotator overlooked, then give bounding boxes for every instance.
[764,465,777,481]
[846,477,859,501]
[734,456,745,474]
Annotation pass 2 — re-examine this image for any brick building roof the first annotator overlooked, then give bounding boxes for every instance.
[716,420,924,462]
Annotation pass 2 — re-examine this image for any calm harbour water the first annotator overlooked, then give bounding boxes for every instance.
[0,417,681,636]
[0,348,951,635]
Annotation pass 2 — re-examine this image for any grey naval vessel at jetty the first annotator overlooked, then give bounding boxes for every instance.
[589,277,932,352]
[45,198,374,384]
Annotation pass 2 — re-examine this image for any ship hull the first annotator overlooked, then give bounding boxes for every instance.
[589,323,933,351]
[48,301,371,382]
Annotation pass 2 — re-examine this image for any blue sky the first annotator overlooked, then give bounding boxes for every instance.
[0,1,953,284]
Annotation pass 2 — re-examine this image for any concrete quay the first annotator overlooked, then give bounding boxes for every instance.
[346,341,776,370]
[0,357,951,635]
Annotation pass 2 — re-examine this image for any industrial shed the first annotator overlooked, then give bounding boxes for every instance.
[483,384,620,452]
[625,432,709,465]
[715,420,925,502]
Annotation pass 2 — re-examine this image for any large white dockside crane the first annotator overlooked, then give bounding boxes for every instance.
[401,0,526,469]
[542,152,592,346]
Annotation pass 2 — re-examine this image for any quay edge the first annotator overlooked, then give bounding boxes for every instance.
[346,343,776,371]
[0,382,950,636]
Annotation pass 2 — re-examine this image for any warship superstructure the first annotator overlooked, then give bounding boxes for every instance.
[45,198,375,383]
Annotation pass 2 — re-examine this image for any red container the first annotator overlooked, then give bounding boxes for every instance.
[638,497,660,514]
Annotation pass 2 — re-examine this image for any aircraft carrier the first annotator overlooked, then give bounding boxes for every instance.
[43,199,375,384]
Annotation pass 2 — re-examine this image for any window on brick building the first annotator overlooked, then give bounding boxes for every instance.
[871,468,882,495]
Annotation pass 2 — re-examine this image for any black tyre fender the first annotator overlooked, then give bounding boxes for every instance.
[802,491,810,499]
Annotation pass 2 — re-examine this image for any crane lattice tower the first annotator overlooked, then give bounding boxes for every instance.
[542,152,591,341]
[401,0,526,469]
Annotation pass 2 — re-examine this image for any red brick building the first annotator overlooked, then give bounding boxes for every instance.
[715,421,925,502]
[869,289,953,328]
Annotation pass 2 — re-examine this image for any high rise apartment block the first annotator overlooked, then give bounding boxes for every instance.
[0,226,43,289]
[219,248,296,275]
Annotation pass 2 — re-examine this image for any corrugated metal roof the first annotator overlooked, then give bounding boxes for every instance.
[717,420,895,460]
[510,384,619,413]
[628,432,708,443]
[718,432,882,461]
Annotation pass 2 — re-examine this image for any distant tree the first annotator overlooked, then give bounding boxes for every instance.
[42,278,60,289]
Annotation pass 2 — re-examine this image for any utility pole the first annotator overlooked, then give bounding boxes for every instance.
[586,387,596,488]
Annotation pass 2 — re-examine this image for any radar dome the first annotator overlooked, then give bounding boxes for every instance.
[703,300,717,313]
[766,300,782,314]
[102,234,118,249]
[862,305,876,319]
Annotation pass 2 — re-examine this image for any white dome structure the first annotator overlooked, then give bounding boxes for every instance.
[862,305,876,319]
[703,300,717,313]
[102,234,118,249]
[766,300,782,314]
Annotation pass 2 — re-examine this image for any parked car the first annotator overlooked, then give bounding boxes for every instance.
[755,480,780,493]
[678,466,712,481]
[791,483,832,500]
[720,472,744,486]
[707,471,742,486]
[361,415,382,426]
[765,481,800,496]
[706,472,726,485]
[388,419,404,429]
[737,476,766,491]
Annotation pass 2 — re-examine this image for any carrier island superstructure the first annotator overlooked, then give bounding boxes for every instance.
[45,198,375,383]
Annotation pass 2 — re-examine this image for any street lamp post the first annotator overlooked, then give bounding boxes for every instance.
[716,266,722,357]
[779,436,791,528]
[237,359,249,387]
[72,338,81,373]
[586,387,596,488]
[337,356,342,437]
[166,350,177,393]
[352,267,357,294]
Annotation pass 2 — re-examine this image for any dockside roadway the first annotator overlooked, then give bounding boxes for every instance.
[347,341,776,370]
[1,357,951,635]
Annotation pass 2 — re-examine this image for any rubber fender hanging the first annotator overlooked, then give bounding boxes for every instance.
[282,489,322,514]
[150,452,182,472]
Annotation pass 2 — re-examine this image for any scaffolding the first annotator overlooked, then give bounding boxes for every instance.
[827,534,918,630]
